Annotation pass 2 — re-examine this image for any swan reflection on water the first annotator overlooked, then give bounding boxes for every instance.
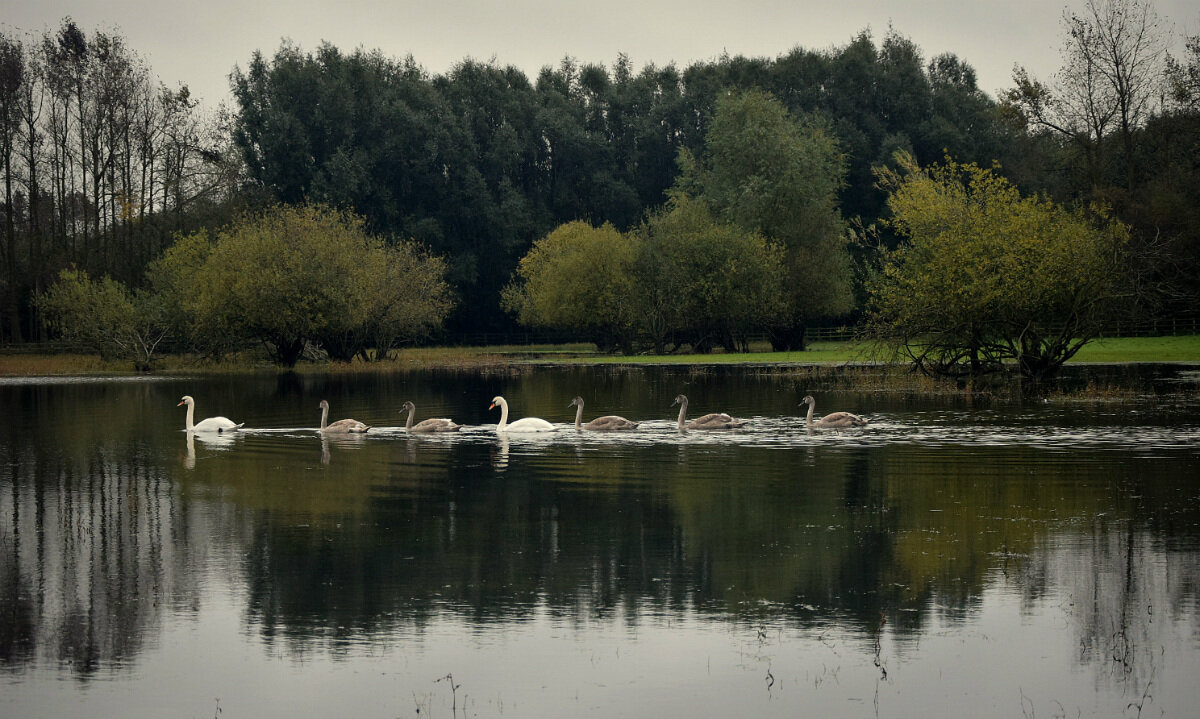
[182,428,239,469]
[491,434,510,470]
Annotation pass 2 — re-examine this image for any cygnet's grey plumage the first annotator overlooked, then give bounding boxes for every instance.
[799,394,869,428]
[671,394,747,430]
[569,396,639,431]
[319,399,370,433]
[401,400,460,433]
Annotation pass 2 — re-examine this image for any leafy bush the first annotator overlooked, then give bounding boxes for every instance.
[149,204,453,365]
[38,268,168,370]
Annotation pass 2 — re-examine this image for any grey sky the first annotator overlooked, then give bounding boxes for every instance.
[4,0,1197,110]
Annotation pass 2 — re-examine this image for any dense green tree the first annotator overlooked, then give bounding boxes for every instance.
[870,153,1131,382]
[152,205,451,366]
[231,45,494,330]
[222,32,1043,343]
[680,88,853,349]
[505,199,786,354]
[633,197,787,353]
[501,221,639,352]
[353,241,454,360]
[145,227,229,355]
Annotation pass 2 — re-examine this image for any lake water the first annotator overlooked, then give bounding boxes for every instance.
[1,364,1199,719]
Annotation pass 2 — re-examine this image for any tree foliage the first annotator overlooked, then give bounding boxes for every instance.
[150,205,451,366]
[505,198,785,354]
[870,153,1131,382]
[501,221,638,351]
[679,88,853,348]
[0,20,239,345]
[8,17,1200,356]
[224,31,1026,340]
[37,267,167,369]
[633,197,786,353]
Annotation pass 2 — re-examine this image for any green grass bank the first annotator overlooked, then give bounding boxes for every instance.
[2,335,1199,377]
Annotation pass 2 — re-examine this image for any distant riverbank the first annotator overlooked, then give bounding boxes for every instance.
[3,335,1199,378]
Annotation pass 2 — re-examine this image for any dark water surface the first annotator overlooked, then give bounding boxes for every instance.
[1,365,1198,718]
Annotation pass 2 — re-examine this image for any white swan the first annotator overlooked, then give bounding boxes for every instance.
[671,394,746,430]
[489,396,554,432]
[401,400,460,433]
[319,399,370,434]
[800,395,869,428]
[569,396,638,431]
[177,395,243,432]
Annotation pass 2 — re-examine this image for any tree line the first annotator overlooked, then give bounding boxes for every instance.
[0,19,241,343]
[5,1,1200,379]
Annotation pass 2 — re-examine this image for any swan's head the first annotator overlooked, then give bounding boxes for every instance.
[671,394,687,407]
[401,401,415,414]
[568,396,583,408]
[319,399,330,410]
[177,395,194,407]
[489,396,505,411]
[800,395,815,407]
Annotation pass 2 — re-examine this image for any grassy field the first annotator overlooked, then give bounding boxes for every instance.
[2,335,1198,377]
[1064,335,1200,363]
[493,335,1200,366]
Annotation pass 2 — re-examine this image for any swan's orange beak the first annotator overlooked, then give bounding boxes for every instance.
[176,400,185,406]
[488,402,496,410]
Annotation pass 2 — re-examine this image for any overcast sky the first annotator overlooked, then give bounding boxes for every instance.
[3,0,1197,110]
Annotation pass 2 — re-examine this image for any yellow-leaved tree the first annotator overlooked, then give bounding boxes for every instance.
[870,153,1131,382]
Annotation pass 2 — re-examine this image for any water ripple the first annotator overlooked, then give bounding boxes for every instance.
[229,415,1200,453]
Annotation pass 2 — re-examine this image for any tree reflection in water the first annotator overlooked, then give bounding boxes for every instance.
[0,369,1197,717]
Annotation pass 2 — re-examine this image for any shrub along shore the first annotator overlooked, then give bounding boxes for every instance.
[2,335,1199,378]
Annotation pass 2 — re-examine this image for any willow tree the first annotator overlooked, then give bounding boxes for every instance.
[37,267,168,369]
[870,153,1131,382]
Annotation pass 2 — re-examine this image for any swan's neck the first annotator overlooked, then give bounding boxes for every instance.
[496,401,509,432]
[574,403,583,430]
[676,399,688,430]
[805,402,815,426]
[320,404,328,430]
[405,408,414,431]
[185,402,195,431]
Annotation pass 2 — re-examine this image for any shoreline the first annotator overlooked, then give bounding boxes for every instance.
[2,335,1199,378]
